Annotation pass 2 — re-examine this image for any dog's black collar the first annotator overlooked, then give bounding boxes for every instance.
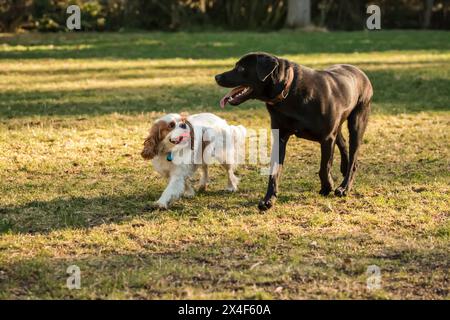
[266,67,294,106]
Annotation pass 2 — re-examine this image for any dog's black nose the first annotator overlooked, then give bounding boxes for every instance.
[215,74,222,83]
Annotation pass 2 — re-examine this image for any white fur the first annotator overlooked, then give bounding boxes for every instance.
[149,113,246,209]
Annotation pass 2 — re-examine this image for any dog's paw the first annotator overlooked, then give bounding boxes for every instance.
[143,202,168,211]
[226,185,238,192]
[183,190,196,198]
[334,187,348,197]
[258,199,274,211]
[319,186,333,196]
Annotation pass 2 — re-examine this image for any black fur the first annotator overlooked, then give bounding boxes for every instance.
[215,52,373,211]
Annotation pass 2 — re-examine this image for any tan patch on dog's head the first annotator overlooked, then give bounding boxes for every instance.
[141,119,176,160]
[180,112,189,122]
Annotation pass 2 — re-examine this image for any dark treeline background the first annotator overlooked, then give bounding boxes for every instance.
[0,0,449,32]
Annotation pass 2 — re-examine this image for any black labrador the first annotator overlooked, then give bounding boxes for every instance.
[215,52,373,211]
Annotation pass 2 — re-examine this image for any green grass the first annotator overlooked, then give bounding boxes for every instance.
[0,31,449,299]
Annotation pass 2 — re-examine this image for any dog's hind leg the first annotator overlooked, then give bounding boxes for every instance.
[336,129,349,177]
[335,101,371,197]
[199,165,209,191]
[223,164,239,192]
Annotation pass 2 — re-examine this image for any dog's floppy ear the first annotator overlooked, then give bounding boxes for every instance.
[256,54,279,82]
[141,121,162,160]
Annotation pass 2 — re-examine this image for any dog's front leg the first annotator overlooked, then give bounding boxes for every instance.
[258,132,290,211]
[319,137,336,196]
[155,175,186,209]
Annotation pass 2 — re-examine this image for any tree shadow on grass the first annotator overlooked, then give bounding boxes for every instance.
[0,231,448,299]
[0,193,151,235]
[1,68,449,119]
[1,31,449,60]
[0,187,264,235]
[2,153,448,236]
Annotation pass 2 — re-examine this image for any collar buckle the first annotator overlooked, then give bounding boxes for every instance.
[266,66,294,106]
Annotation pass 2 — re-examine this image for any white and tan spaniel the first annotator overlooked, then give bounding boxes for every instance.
[141,113,246,210]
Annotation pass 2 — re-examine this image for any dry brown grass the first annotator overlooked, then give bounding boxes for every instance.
[0,31,448,299]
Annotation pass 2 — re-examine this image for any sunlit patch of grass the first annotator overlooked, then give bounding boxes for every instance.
[0,43,93,52]
[0,31,449,299]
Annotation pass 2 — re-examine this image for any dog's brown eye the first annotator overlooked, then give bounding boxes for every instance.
[169,121,175,129]
[237,66,245,73]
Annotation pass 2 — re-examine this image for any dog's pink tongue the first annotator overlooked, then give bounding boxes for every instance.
[219,86,247,108]
[220,94,230,109]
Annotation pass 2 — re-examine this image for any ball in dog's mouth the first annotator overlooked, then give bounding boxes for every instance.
[220,86,253,108]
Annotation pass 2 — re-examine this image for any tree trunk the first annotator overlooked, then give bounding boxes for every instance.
[170,2,181,30]
[423,0,434,28]
[318,0,333,27]
[286,0,311,28]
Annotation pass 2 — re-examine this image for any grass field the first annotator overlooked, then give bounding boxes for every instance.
[0,31,449,299]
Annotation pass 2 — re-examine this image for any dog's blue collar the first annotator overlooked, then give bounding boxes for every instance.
[166,152,173,162]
